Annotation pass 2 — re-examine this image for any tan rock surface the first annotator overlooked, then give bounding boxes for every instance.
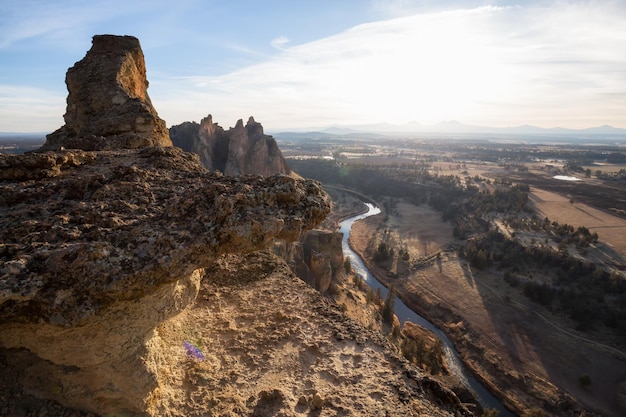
[149,251,472,417]
[0,146,329,415]
[170,115,291,176]
[41,35,171,151]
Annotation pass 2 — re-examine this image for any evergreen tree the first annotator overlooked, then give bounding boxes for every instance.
[382,286,396,324]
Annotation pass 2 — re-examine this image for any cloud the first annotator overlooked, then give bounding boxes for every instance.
[5,1,624,131]
[270,36,290,50]
[152,2,626,129]
[0,85,65,132]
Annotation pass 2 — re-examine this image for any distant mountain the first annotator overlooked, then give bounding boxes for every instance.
[580,125,626,135]
[273,121,626,138]
[272,131,339,141]
[321,126,360,135]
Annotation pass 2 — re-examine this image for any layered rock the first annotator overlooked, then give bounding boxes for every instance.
[170,115,290,176]
[41,35,171,151]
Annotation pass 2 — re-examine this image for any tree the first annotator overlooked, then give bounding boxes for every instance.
[343,257,352,274]
[381,286,396,324]
[473,249,488,269]
[579,373,592,387]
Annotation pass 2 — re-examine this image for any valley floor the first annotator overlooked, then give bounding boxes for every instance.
[349,200,626,417]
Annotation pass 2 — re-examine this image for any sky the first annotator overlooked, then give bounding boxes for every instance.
[1,0,625,133]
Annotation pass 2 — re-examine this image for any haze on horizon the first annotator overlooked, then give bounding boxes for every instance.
[1,0,625,133]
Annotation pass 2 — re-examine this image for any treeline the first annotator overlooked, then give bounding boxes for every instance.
[291,159,418,200]
[294,158,625,334]
[464,231,626,332]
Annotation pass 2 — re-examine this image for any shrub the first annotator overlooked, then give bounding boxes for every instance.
[579,373,592,387]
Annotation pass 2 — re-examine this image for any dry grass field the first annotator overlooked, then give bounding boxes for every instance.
[530,187,626,260]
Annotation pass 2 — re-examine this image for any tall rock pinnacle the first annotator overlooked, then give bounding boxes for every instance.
[41,35,172,151]
[170,115,291,176]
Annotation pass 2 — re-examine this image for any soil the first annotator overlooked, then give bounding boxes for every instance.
[349,201,626,417]
[496,171,626,220]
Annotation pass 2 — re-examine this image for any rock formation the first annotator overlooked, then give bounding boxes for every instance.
[0,35,329,416]
[0,146,329,415]
[170,115,291,176]
[41,35,171,151]
[169,117,344,293]
[0,34,474,417]
[273,229,344,293]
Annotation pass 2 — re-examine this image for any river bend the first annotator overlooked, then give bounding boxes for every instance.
[339,203,514,416]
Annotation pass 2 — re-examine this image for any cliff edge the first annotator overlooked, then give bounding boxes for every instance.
[0,34,473,417]
[0,35,329,416]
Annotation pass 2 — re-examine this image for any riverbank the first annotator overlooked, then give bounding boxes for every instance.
[347,202,625,417]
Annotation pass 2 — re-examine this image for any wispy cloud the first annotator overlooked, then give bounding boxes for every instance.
[0,85,64,132]
[153,3,626,129]
[270,36,290,51]
[3,1,625,131]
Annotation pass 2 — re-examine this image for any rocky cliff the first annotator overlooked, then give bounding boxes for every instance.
[41,35,171,151]
[170,115,290,176]
[0,35,328,416]
[169,115,343,294]
[0,146,329,415]
[0,34,473,417]
[273,229,344,293]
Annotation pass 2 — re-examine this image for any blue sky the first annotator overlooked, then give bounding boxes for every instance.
[1,0,625,132]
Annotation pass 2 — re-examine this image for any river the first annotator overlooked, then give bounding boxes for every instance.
[339,203,514,416]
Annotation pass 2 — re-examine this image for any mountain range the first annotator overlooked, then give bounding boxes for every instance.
[270,121,626,139]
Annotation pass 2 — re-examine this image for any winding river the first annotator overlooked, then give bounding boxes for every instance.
[339,203,514,416]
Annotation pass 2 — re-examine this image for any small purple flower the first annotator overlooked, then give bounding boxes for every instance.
[182,341,205,361]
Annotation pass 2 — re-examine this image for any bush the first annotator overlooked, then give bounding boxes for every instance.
[579,373,592,387]
[481,409,499,417]
[381,287,396,324]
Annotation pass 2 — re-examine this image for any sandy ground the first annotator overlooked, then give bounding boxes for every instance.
[349,202,626,417]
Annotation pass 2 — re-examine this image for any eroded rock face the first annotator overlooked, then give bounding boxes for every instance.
[0,147,328,325]
[274,229,344,293]
[0,147,329,415]
[170,115,291,176]
[41,35,171,151]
